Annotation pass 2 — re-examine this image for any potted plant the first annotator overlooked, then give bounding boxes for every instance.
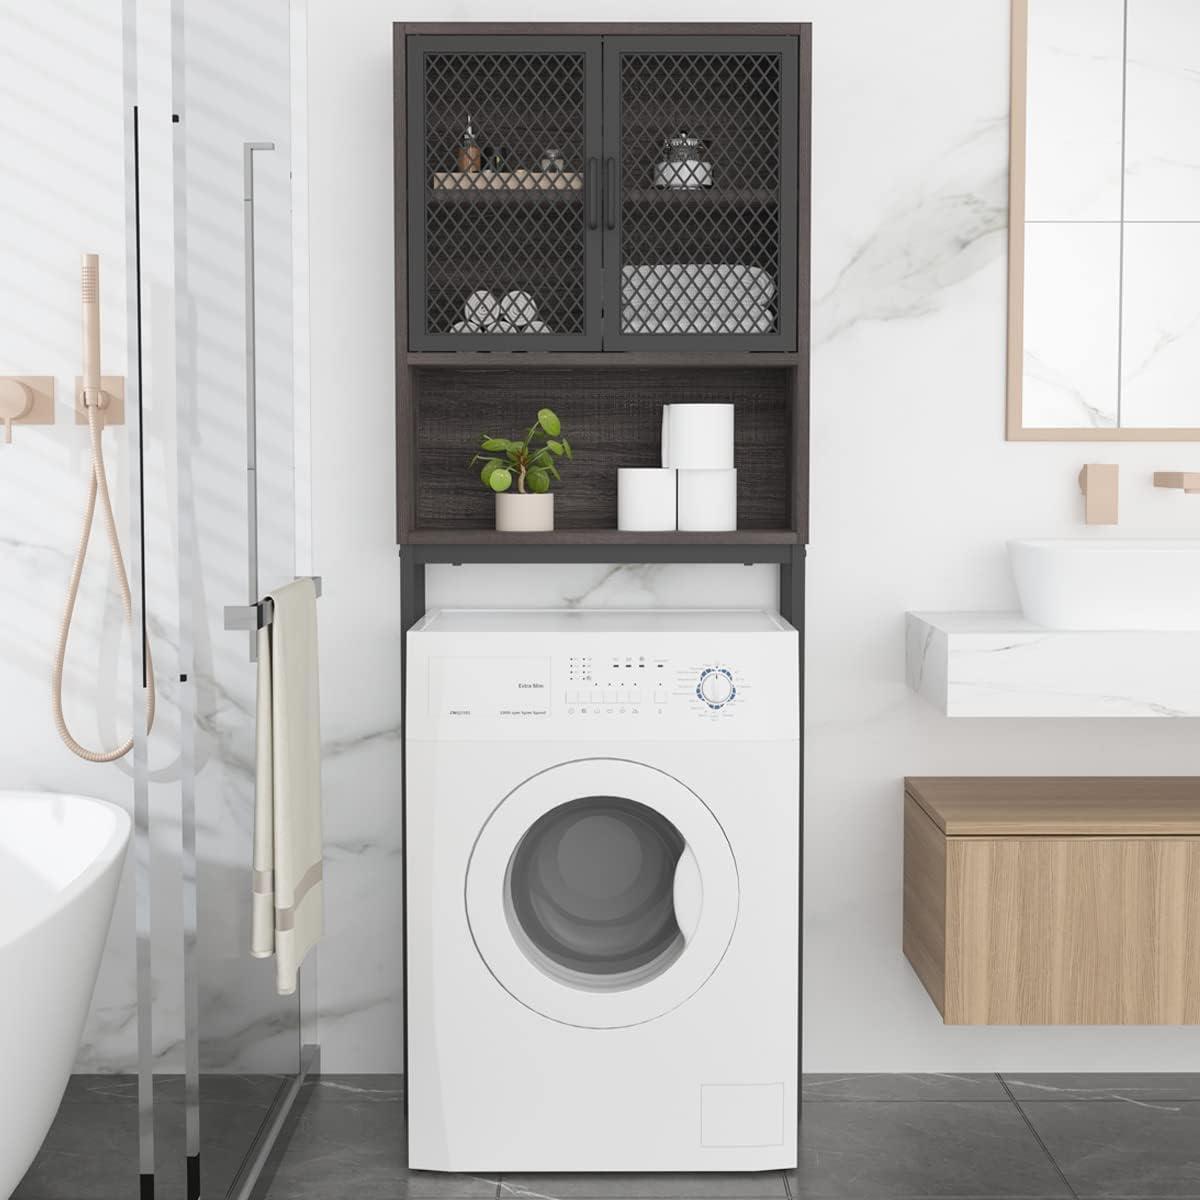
[472,408,572,532]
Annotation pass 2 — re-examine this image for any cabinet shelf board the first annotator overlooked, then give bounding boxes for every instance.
[406,351,801,368]
[405,528,799,545]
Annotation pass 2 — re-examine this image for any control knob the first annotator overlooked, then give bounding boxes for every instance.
[696,667,735,709]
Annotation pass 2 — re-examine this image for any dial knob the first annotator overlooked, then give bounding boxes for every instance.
[697,667,735,708]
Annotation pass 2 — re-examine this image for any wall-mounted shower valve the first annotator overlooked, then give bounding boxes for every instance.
[0,376,54,443]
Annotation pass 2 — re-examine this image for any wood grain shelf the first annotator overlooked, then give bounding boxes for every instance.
[405,528,799,545]
[406,351,802,368]
[625,188,779,206]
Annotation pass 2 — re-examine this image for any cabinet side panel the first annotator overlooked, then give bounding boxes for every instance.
[903,795,946,1016]
[947,837,1200,1025]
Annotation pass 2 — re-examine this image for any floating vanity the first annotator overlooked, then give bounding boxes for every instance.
[904,777,1200,1025]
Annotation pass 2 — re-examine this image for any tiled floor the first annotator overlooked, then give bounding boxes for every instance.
[15,1074,1200,1199]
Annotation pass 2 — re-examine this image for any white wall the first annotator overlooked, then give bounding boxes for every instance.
[308,0,1200,1073]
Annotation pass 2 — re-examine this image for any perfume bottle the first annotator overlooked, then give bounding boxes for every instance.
[456,116,482,173]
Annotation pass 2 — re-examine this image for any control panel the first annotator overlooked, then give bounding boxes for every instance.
[565,652,746,721]
[408,614,799,743]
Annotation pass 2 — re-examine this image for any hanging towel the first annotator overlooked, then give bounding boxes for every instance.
[251,578,324,996]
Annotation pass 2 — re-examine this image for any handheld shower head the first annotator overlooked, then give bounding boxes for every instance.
[81,253,101,401]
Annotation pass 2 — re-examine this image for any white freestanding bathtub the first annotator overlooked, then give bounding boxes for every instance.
[0,792,130,1199]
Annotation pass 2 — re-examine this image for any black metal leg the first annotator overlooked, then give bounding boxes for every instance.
[398,552,424,1132]
[779,547,806,1116]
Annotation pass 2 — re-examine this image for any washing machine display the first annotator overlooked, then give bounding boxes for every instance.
[466,757,739,1029]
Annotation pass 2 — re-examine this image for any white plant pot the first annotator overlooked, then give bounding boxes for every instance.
[495,491,554,532]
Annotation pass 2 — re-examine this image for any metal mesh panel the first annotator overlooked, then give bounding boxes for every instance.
[618,52,782,336]
[422,51,589,337]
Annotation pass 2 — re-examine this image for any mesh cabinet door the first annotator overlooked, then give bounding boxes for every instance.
[602,37,799,350]
[408,37,603,350]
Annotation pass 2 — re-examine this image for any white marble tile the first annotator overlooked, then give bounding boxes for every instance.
[1022,222,1122,428]
[907,611,1200,717]
[1024,0,1125,222]
[1120,223,1200,428]
[1124,0,1200,221]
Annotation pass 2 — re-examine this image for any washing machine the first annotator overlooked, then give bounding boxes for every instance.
[404,608,800,1172]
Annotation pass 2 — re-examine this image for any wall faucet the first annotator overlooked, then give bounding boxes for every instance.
[1078,463,1118,524]
[1153,471,1200,495]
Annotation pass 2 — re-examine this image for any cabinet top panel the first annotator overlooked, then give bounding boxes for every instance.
[906,777,1200,836]
[397,23,805,38]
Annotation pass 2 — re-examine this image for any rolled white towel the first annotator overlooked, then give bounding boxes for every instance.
[501,290,538,327]
[488,320,519,333]
[450,320,480,333]
[464,290,500,328]
[525,320,552,334]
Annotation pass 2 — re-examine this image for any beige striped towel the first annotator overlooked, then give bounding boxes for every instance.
[251,578,324,995]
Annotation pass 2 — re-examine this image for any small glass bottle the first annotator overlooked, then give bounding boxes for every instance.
[456,116,482,173]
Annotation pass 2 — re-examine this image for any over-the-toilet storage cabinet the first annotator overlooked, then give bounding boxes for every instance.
[406,34,800,351]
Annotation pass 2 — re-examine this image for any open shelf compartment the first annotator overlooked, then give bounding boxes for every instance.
[399,364,804,544]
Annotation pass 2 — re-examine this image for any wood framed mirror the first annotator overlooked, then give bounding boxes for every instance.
[1008,0,1200,440]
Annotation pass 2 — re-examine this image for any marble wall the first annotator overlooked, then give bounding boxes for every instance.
[308,0,1200,1073]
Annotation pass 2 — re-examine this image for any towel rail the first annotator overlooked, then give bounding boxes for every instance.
[224,576,322,633]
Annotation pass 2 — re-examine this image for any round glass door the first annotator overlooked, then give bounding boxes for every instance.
[466,758,738,1029]
[505,796,686,989]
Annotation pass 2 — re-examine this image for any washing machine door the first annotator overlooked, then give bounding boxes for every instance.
[465,757,739,1029]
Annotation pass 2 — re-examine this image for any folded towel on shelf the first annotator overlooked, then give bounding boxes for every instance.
[251,578,324,996]
[623,308,775,335]
[621,264,777,334]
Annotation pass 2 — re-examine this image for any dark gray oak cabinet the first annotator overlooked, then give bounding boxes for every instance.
[394,25,810,1099]
[393,21,811,593]
[406,33,800,351]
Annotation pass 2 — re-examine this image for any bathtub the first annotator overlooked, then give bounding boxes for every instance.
[0,792,130,1199]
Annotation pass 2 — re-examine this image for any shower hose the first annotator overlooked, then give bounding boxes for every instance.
[51,396,156,761]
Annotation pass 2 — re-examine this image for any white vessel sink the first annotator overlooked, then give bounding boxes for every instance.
[1008,539,1200,630]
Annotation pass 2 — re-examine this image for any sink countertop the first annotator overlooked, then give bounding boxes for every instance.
[906,611,1200,718]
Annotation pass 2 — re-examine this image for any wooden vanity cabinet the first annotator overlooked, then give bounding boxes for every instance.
[903,777,1200,1025]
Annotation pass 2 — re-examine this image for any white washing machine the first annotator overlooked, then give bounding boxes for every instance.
[405,609,800,1172]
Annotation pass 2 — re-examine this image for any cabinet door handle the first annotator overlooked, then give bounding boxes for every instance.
[604,156,617,230]
[585,156,599,229]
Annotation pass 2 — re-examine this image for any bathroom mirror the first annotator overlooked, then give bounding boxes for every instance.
[1008,0,1200,439]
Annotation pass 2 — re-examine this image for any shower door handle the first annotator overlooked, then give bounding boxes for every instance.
[603,156,617,231]
[585,157,599,229]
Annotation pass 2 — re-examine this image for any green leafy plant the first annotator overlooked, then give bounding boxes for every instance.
[471,407,572,495]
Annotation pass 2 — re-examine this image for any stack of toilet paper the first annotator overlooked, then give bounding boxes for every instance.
[617,403,736,532]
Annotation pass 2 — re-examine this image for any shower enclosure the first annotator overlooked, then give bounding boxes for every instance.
[7,2,315,1197]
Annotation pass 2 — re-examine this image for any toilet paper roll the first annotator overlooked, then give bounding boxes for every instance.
[618,468,677,532]
[677,469,737,532]
[661,403,734,470]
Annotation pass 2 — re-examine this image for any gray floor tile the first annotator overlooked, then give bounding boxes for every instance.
[1003,1074,1200,1103]
[498,1173,787,1198]
[1021,1100,1200,1198]
[788,1101,1072,1199]
[11,1082,138,1200]
[802,1074,1007,1102]
[262,1078,494,1199]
